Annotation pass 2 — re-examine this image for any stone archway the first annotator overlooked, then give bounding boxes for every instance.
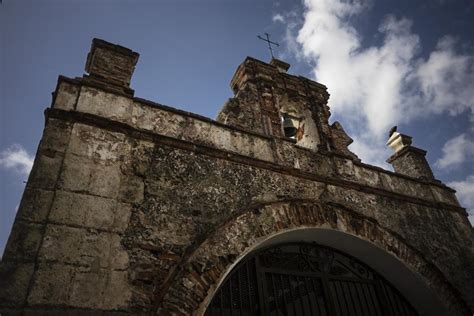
[157,201,467,315]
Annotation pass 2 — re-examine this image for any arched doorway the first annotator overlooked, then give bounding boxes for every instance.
[205,242,417,316]
[162,202,463,315]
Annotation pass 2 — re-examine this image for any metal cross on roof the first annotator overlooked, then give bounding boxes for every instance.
[257,33,280,59]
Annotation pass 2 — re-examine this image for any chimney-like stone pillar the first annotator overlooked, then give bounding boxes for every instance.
[83,38,139,96]
[386,131,435,180]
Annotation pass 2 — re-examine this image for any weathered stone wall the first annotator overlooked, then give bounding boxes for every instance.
[0,39,473,315]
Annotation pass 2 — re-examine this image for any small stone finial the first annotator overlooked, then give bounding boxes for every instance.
[386,130,435,180]
[84,38,139,95]
[386,131,412,153]
[330,121,360,161]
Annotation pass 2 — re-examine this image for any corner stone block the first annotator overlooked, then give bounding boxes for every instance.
[38,224,128,270]
[59,153,93,192]
[27,151,63,190]
[102,271,132,310]
[3,221,43,261]
[59,153,122,199]
[29,266,131,311]
[76,86,133,123]
[0,262,35,307]
[69,123,129,163]
[68,268,109,309]
[40,118,73,154]
[27,263,73,306]
[16,188,54,223]
[49,190,132,232]
[52,80,80,111]
[89,162,122,198]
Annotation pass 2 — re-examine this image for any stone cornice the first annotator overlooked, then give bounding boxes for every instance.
[53,75,455,193]
[45,107,467,216]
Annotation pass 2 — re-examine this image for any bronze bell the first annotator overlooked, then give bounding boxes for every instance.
[283,114,297,137]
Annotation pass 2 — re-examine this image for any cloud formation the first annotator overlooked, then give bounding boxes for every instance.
[281,0,474,166]
[272,13,285,24]
[435,133,474,169]
[0,144,34,176]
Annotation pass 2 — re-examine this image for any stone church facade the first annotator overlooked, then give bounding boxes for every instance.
[0,39,473,315]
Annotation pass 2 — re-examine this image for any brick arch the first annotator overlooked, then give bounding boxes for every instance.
[157,201,469,315]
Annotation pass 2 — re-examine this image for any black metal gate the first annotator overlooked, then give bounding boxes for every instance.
[205,243,418,316]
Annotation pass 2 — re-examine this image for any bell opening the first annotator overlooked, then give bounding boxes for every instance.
[282,113,298,138]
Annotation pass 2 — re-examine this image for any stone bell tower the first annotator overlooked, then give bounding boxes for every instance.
[0,39,473,315]
[217,57,358,160]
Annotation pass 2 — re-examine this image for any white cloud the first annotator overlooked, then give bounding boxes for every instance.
[272,13,285,23]
[448,175,474,226]
[277,10,306,61]
[0,144,34,176]
[416,37,474,117]
[280,0,474,167]
[435,133,474,169]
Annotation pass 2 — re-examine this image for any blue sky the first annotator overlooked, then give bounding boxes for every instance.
[1,0,473,255]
